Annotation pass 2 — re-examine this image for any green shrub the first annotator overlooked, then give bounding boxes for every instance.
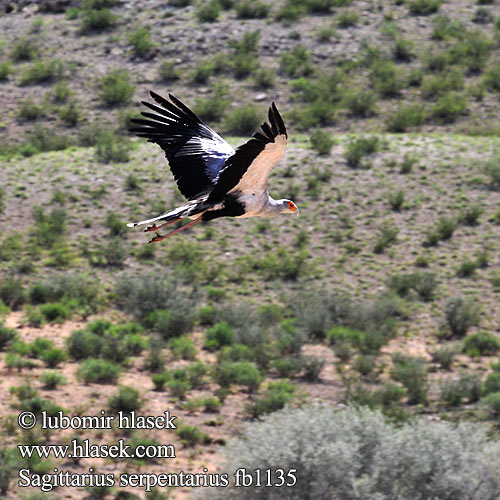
[449,30,493,73]
[224,104,261,135]
[20,59,64,85]
[215,361,262,392]
[0,323,17,351]
[11,37,39,61]
[157,61,180,82]
[483,392,500,418]
[432,14,464,40]
[484,62,500,92]
[128,27,153,57]
[463,332,500,357]
[147,308,194,340]
[40,371,67,390]
[432,93,467,123]
[40,302,71,323]
[26,125,73,153]
[246,380,295,418]
[77,358,121,384]
[342,88,377,117]
[168,336,197,360]
[98,70,134,107]
[445,297,480,337]
[337,10,359,27]
[273,357,303,378]
[195,0,221,22]
[370,61,402,97]
[194,95,228,122]
[373,222,399,254]
[432,345,456,370]
[235,0,269,18]
[457,257,478,277]
[482,156,500,188]
[95,131,131,163]
[388,189,404,211]
[391,353,428,404]
[176,424,210,446]
[421,70,464,99]
[483,372,500,396]
[108,385,142,414]
[0,278,25,310]
[408,0,441,15]
[58,101,80,127]
[309,129,334,155]
[18,99,45,120]
[387,272,437,301]
[280,46,313,77]
[344,136,379,168]
[81,5,117,31]
[459,204,483,225]
[41,348,67,368]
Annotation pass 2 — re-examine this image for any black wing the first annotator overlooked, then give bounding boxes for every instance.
[207,103,287,203]
[130,92,235,201]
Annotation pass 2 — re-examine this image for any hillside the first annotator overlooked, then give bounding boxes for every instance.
[0,0,499,499]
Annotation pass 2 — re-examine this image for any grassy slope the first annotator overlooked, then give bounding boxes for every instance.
[0,0,500,499]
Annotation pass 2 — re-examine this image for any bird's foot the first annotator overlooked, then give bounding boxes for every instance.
[144,219,179,232]
[144,223,159,233]
[148,232,165,244]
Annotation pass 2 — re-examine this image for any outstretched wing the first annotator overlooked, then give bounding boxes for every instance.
[207,103,287,203]
[130,92,235,201]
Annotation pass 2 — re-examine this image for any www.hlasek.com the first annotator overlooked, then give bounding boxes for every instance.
[16,410,298,492]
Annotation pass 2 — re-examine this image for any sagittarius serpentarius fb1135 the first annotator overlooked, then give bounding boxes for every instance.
[127,91,298,243]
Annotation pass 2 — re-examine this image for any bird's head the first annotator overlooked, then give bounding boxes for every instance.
[280,199,299,215]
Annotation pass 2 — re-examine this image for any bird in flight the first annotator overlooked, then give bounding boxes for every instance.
[128,91,298,243]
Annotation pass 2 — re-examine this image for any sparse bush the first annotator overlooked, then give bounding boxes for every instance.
[388,189,404,211]
[387,272,437,301]
[370,60,402,97]
[445,297,480,337]
[309,129,334,155]
[214,361,262,392]
[482,156,500,188]
[373,222,399,254]
[472,7,493,24]
[0,323,17,351]
[432,345,456,370]
[459,204,483,225]
[280,46,313,77]
[235,0,269,18]
[337,10,359,27]
[95,131,131,163]
[128,27,153,57]
[40,302,71,323]
[484,62,500,92]
[391,353,428,404]
[98,70,134,107]
[386,103,426,132]
[77,358,121,384]
[0,278,25,310]
[344,136,379,168]
[205,322,233,351]
[11,37,38,61]
[0,61,11,81]
[176,424,210,446]
[432,14,464,40]
[273,357,303,378]
[40,371,67,390]
[20,59,64,86]
[168,336,197,360]
[246,381,295,418]
[449,30,493,73]
[18,99,45,121]
[224,104,261,135]
[342,88,377,117]
[157,61,180,82]
[58,101,80,127]
[483,372,500,396]
[41,348,67,368]
[147,308,195,340]
[432,93,467,123]
[81,3,117,31]
[108,385,142,414]
[195,0,221,22]
[408,0,441,15]
[483,392,500,418]
[463,332,500,357]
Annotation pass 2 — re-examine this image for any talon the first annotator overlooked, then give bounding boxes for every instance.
[145,224,158,233]
[148,232,163,244]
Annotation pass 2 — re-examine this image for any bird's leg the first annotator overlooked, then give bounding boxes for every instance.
[148,216,203,244]
[144,219,180,233]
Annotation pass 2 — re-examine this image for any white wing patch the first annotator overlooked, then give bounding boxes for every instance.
[230,134,287,194]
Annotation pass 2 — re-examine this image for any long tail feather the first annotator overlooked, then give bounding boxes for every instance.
[127,204,192,228]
